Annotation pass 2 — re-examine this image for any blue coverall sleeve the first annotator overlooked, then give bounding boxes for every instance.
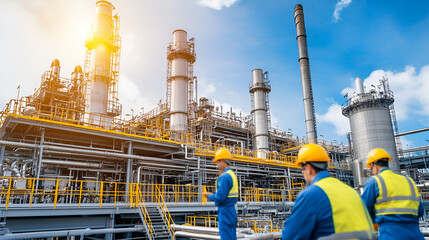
[207,174,232,203]
[361,177,378,221]
[418,200,424,218]
[282,188,320,240]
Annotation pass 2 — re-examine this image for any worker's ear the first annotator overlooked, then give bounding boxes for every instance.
[307,164,316,175]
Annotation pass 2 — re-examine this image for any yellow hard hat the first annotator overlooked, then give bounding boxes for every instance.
[366,148,391,168]
[296,144,330,166]
[213,148,232,163]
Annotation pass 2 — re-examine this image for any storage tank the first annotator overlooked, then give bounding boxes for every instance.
[342,77,399,187]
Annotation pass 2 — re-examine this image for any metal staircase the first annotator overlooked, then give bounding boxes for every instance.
[134,186,173,240]
[143,206,172,240]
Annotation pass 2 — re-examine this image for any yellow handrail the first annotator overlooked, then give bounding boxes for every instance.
[136,186,154,238]
[156,185,175,239]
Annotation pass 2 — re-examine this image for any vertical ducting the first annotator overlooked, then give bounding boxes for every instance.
[167,30,196,132]
[355,77,364,94]
[250,69,271,158]
[294,4,317,142]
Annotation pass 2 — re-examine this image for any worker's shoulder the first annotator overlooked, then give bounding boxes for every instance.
[297,184,328,202]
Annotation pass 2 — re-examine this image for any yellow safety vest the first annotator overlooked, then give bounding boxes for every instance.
[374,169,420,216]
[315,177,375,240]
[216,169,238,198]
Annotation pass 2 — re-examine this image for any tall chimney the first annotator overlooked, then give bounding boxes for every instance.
[294,4,317,143]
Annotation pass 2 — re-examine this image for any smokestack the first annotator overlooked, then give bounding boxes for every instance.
[250,69,271,158]
[168,30,196,132]
[294,4,317,143]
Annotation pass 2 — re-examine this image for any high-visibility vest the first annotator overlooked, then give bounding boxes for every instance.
[374,169,420,216]
[216,169,238,198]
[315,177,375,240]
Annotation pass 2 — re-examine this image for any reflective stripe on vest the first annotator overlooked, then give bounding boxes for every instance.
[215,169,238,198]
[315,177,375,240]
[374,170,420,216]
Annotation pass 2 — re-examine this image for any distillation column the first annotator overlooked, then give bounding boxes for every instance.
[342,77,400,187]
[167,30,196,132]
[250,69,271,158]
[294,4,317,143]
[85,1,121,125]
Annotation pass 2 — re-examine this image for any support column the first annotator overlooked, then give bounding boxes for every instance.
[125,141,133,202]
[35,129,45,190]
[0,146,4,175]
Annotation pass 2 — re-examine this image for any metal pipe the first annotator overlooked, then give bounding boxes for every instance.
[395,127,429,137]
[35,129,45,189]
[10,160,21,177]
[172,224,220,233]
[42,159,102,168]
[242,232,282,240]
[0,227,144,240]
[175,231,220,239]
[294,4,317,142]
[21,159,32,177]
[0,145,4,175]
[355,77,364,94]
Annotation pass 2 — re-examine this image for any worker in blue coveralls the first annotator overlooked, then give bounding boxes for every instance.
[282,144,375,240]
[362,148,424,240]
[203,148,238,240]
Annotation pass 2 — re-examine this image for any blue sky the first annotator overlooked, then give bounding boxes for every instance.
[1,0,429,150]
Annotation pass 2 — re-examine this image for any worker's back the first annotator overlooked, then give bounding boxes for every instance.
[282,171,374,240]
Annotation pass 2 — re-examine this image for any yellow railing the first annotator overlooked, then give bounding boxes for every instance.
[155,185,175,239]
[186,216,217,227]
[0,99,351,170]
[185,216,281,233]
[134,186,154,238]
[0,177,295,210]
[239,219,281,233]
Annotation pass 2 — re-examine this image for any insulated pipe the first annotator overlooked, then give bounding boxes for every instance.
[0,140,186,170]
[42,159,102,168]
[10,160,22,177]
[175,231,220,240]
[242,232,283,240]
[294,4,317,143]
[250,69,270,158]
[172,224,220,233]
[0,227,144,240]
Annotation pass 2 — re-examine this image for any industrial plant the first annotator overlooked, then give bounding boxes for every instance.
[0,1,428,240]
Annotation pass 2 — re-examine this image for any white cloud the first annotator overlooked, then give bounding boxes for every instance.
[321,64,429,136]
[195,0,239,10]
[205,84,216,94]
[317,104,350,135]
[119,75,157,119]
[333,0,352,23]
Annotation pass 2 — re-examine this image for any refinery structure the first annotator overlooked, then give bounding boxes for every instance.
[0,1,428,240]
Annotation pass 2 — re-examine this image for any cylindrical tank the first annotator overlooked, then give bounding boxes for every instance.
[294,4,317,143]
[250,69,270,158]
[169,29,195,132]
[342,77,399,186]
[85,0,114,120]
